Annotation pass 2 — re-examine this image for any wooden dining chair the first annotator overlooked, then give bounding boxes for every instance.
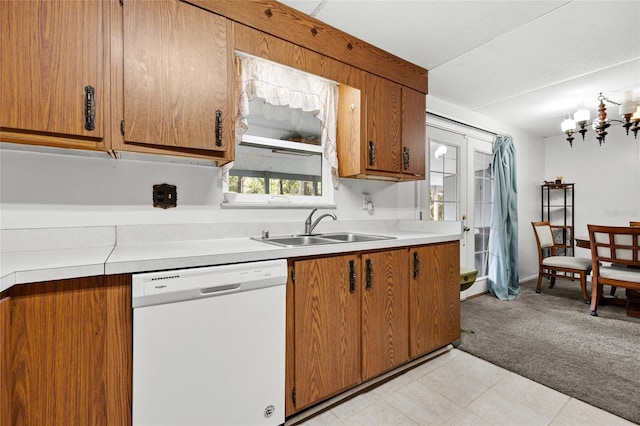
[588,224,640,316]
[531,221,592,302]
[610,221,640,297]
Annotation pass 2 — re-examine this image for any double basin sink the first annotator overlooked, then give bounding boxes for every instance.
[252,232,395,247]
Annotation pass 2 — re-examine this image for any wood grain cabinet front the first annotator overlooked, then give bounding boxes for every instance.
[0,0,108,150]
[115,0,234,162]
[361,249,410,380]
[288,255,362,413]
[337,76,426,181]
[0,275,132,426]
[409,241,461,358]
[287,243,458,417]
[287,248,410,415]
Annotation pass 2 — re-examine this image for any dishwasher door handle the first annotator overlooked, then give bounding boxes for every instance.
[201,283,241,294]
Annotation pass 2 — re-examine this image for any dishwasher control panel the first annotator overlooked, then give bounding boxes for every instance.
[131,259,287,308]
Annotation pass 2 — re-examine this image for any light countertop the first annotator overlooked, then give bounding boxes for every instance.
[1,220,461,292]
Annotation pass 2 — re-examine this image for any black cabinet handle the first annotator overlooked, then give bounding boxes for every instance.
[368,141,375,166]
[349,260,356,293]
[413,252,420,279]
[84,85,95,131]
[215,110,222,146]
[365,258,372,290]
[403,146,410,170]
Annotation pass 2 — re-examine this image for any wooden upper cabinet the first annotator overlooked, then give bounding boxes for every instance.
[291,255,361,411]
[409,242,460,358]
[121,0,232,160]
[0,0,106,149]
[402,87,427,179]
[337,77,426,181]
[361,249,409,380]
[365,74,402,175]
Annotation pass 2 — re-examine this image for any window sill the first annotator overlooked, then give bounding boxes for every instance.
[220,202,336,210]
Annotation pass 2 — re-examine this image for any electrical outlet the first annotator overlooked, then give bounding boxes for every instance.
[153,183,177,209]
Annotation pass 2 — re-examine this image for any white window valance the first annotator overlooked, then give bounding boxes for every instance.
[224,54,339,188]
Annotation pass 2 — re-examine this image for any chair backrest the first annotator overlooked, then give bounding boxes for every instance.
[587,225,640,268]
[532,221,554,249]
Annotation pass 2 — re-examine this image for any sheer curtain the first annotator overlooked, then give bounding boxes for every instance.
[487,135,520,300]
[222,54,340,188]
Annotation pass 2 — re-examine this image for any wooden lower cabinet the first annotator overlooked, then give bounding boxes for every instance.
[289,254,362,412]
[0,275,132,426]
[361,249,409,380]
[287,243,458,417]
[409,241,461,358]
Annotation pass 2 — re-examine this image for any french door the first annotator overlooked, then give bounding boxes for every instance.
[421,121,494,299]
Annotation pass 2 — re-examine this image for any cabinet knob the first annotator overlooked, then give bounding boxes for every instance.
[365,258,373,290]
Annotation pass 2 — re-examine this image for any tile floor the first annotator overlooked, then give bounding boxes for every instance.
[297,349,635,426]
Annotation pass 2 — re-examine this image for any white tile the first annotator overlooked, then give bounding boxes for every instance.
[299,410,345,426]
[468,388,553,425]
[445,408,493,426]
[552,398,636,426]
[383,380,460,425]
[491,372,570,419]
[340,399,417,425]
[403,348,465,381]
[442,351,509,387]
[329,390,379,421]
[418,363,491,406]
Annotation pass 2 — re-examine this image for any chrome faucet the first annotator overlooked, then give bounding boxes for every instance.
[304,208,337,235]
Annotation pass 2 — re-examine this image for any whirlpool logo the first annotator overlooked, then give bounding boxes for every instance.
[264,404,275,418]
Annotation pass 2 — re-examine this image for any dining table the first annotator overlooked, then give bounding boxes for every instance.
[574,236,590,249]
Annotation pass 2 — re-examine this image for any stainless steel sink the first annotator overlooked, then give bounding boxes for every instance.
[251,232,395,247]
[321,232,395,243]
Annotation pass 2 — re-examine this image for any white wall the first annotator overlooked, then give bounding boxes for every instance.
[1,96,546,280]
[0,146,411,231]
[544,126,640,258]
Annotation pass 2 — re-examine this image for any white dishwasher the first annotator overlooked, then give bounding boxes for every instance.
[132,259,287,426]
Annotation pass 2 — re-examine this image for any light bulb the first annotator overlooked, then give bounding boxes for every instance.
[561,118,575,133]
[619,101,638,116]
[574,109,590,124]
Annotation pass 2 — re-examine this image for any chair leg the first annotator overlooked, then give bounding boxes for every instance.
[610,286,617,297]
[579,272,589,304]
[590,277,601,316]
[549,273,556,289]
[536,267,544,293]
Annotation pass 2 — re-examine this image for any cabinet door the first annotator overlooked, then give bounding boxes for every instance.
[1,0,105,145]
[292,255,361,410]
[409,242,460,358]
[361,249,409,380]
[365,74,401,174]
[123,0,231,155]
[401,87,426,178]
[4,275,132,425]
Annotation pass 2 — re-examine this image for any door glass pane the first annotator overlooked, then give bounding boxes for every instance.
[473,151,493,275]
[429,143,459,221]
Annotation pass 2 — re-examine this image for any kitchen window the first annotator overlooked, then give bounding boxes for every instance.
[223,53,339,206]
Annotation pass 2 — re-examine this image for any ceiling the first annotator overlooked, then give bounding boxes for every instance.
[278,0,640,139]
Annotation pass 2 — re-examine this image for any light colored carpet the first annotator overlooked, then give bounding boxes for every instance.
[456,278,640,425]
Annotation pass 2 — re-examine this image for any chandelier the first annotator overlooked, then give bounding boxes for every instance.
[561,92,640,146]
